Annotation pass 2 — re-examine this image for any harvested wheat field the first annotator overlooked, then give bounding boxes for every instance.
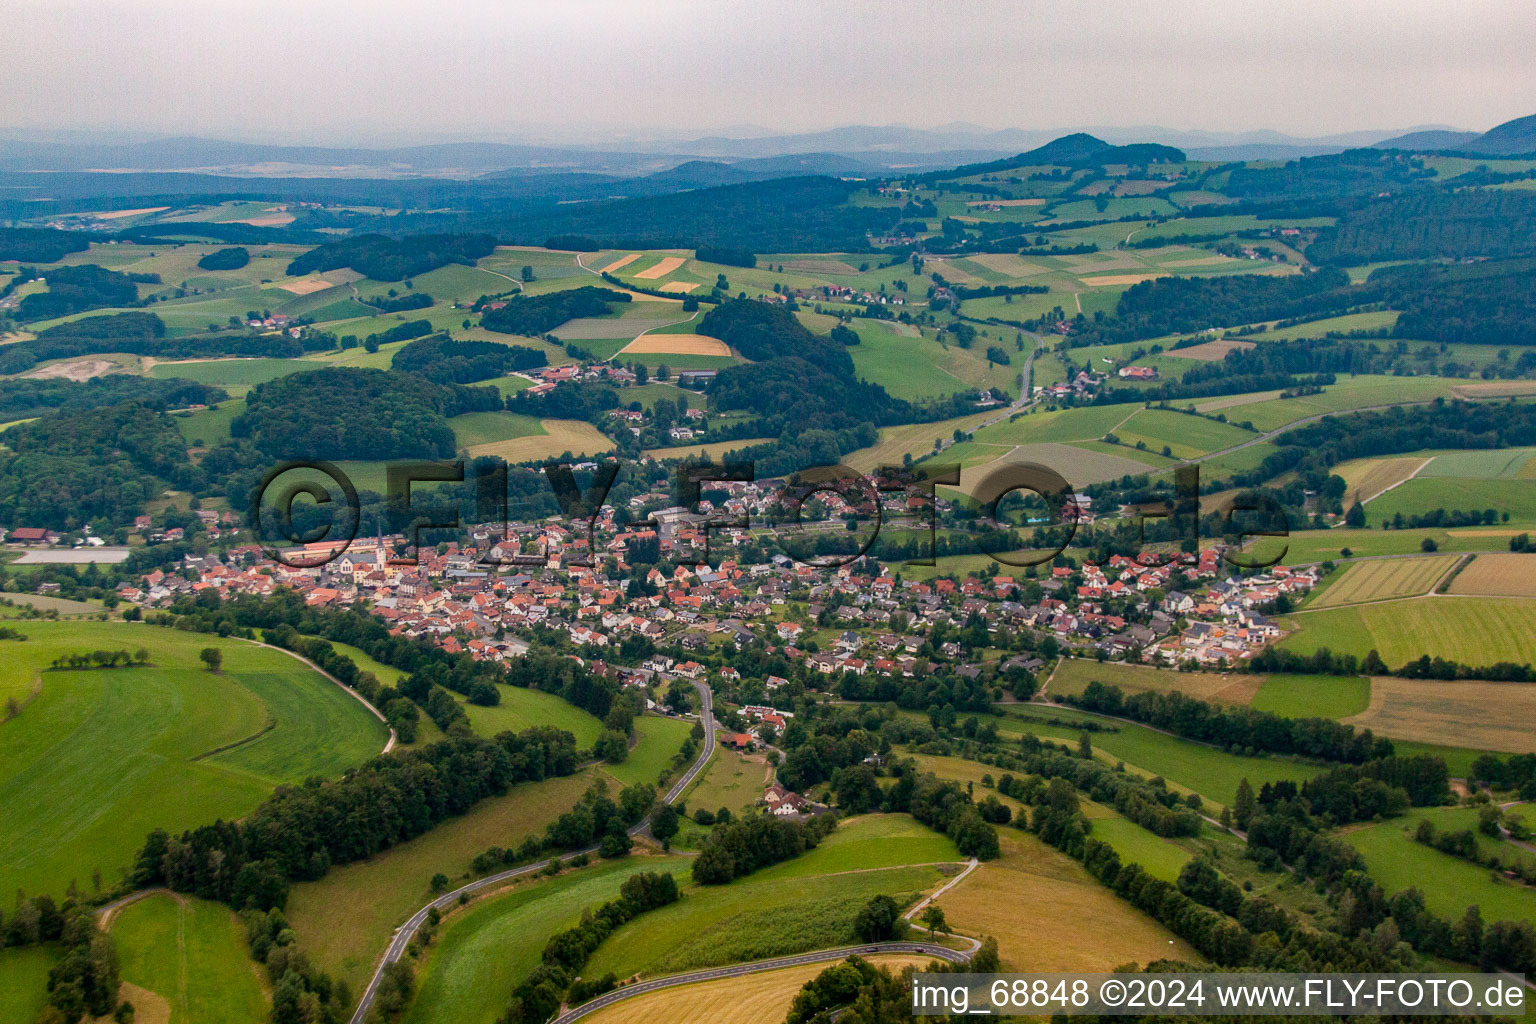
[967,197,1046,207]
[1347,677,1536,755]
[1452,381,1536,399]
[966,253,1049,277]
[1160,256,1238,268]
[235,211,296,226]
[658,281,698,293]
[620,334,731,356]
[602,253,641,273]
[464,420,614,462]
[1164,338,1254,361]
[779,259,859,275]
[90,206,170,220]
[938,832,1197,970]
[1080,273,1167,287]
[1336,456,1429,505]
[278,277,335,295]
[1307,556,1455,609]
[1447,554,1536,597]
[20,358,125,381]
[581,955,934,1024]
[634,256,687,280]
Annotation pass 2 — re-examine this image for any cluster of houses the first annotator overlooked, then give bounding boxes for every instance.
[1036,369,1106,401]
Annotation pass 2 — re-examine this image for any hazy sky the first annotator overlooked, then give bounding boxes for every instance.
[7,0,1535,142]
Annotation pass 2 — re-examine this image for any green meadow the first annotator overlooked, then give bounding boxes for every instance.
[0,621,386,898]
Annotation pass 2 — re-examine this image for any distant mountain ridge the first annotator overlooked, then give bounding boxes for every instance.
[1375,113,1536,156]
[933,133,1185,179]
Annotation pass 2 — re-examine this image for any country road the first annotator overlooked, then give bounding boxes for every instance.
[346,680,714,1024]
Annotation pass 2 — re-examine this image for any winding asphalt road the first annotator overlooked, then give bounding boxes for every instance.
[346,681,714,1024]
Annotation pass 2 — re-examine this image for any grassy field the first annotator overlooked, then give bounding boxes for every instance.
[460,684,605,748]
[1305,556,1456,608]
[842,411,1000,473]
[583,862,945,980]
[0,945,60,1024]
[986,705,1325,810]
[602,714,695,789]
[1282,596,1536,666]
[0,622,386,898]
[404,856,691,1024]
[680,745,768,818]
[1448,554,1536,597]
[111,892,268,1024]
[285,768,601,993]
[149,357,316,389]
[1199,375,1460,432]
[461,418,615,463]
[936,831,1197,970]
[1084,814,1195,883]
[447,410,546,448]
[173,400,243,447]
[1049,659,1265,704]
[1368,478,1536,527]
[1343,677,1536,756]
[1335,455,1430,505]
[1113,408,1255,460]
[1250,674,1373,719]
[751,814,961,880]
[1344,809,1536,923]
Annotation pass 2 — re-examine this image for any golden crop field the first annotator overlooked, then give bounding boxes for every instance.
[463,420,615,462]
[581,955,934,1024]
[620,334,731,356]
[1345,677,1536,755]
[1447,553,1536,597]
[1050,659,1264,704]
[1306,556,1456,609]
[1335,456,1429,505]
[633,256,687,280]
[938,832,1198,971]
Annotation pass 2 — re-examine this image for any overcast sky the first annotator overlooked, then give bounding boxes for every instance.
[7,0,1535,142]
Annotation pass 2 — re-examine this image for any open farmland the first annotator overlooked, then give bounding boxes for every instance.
[1305,555,1455,608]
[601,713,695,789]
[0,622,386,898]
[579,955,936,1024]
[935,831,1197,969]
[957,441,1163,494]
[1344,809,1536,923]
[285,768,602,993]
[1049,658,1266,705]
[1343,677,1536,755]
[1337,455,1430,505]
[403,857,691,1024]
[110,892,268,1024]
[459,684,606,748]
[461,418,615,463]
[619,334,731,356]
[1282,596,1536,666]
[680,744,768,818]
[1447,553,1536,596]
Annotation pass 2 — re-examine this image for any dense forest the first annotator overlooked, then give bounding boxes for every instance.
[1222,149,1439,203]
[1309,189,1536,264]
[285,232,496,281]
[0,401,199,528]
[233,366,500,460]
[479,286,630,337]
[196,246,250,270]
[9,263,147,321]
[391,333,547,383]
[0,312,316,375]
[500,176,899,252]
[0,226,90,262]
[0,375,225,420]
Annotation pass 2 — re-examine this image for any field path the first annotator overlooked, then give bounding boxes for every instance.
[1360,456,1434,505]
[240,638,396,754]
[903,857,979,922]
[346,681,715,1024]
